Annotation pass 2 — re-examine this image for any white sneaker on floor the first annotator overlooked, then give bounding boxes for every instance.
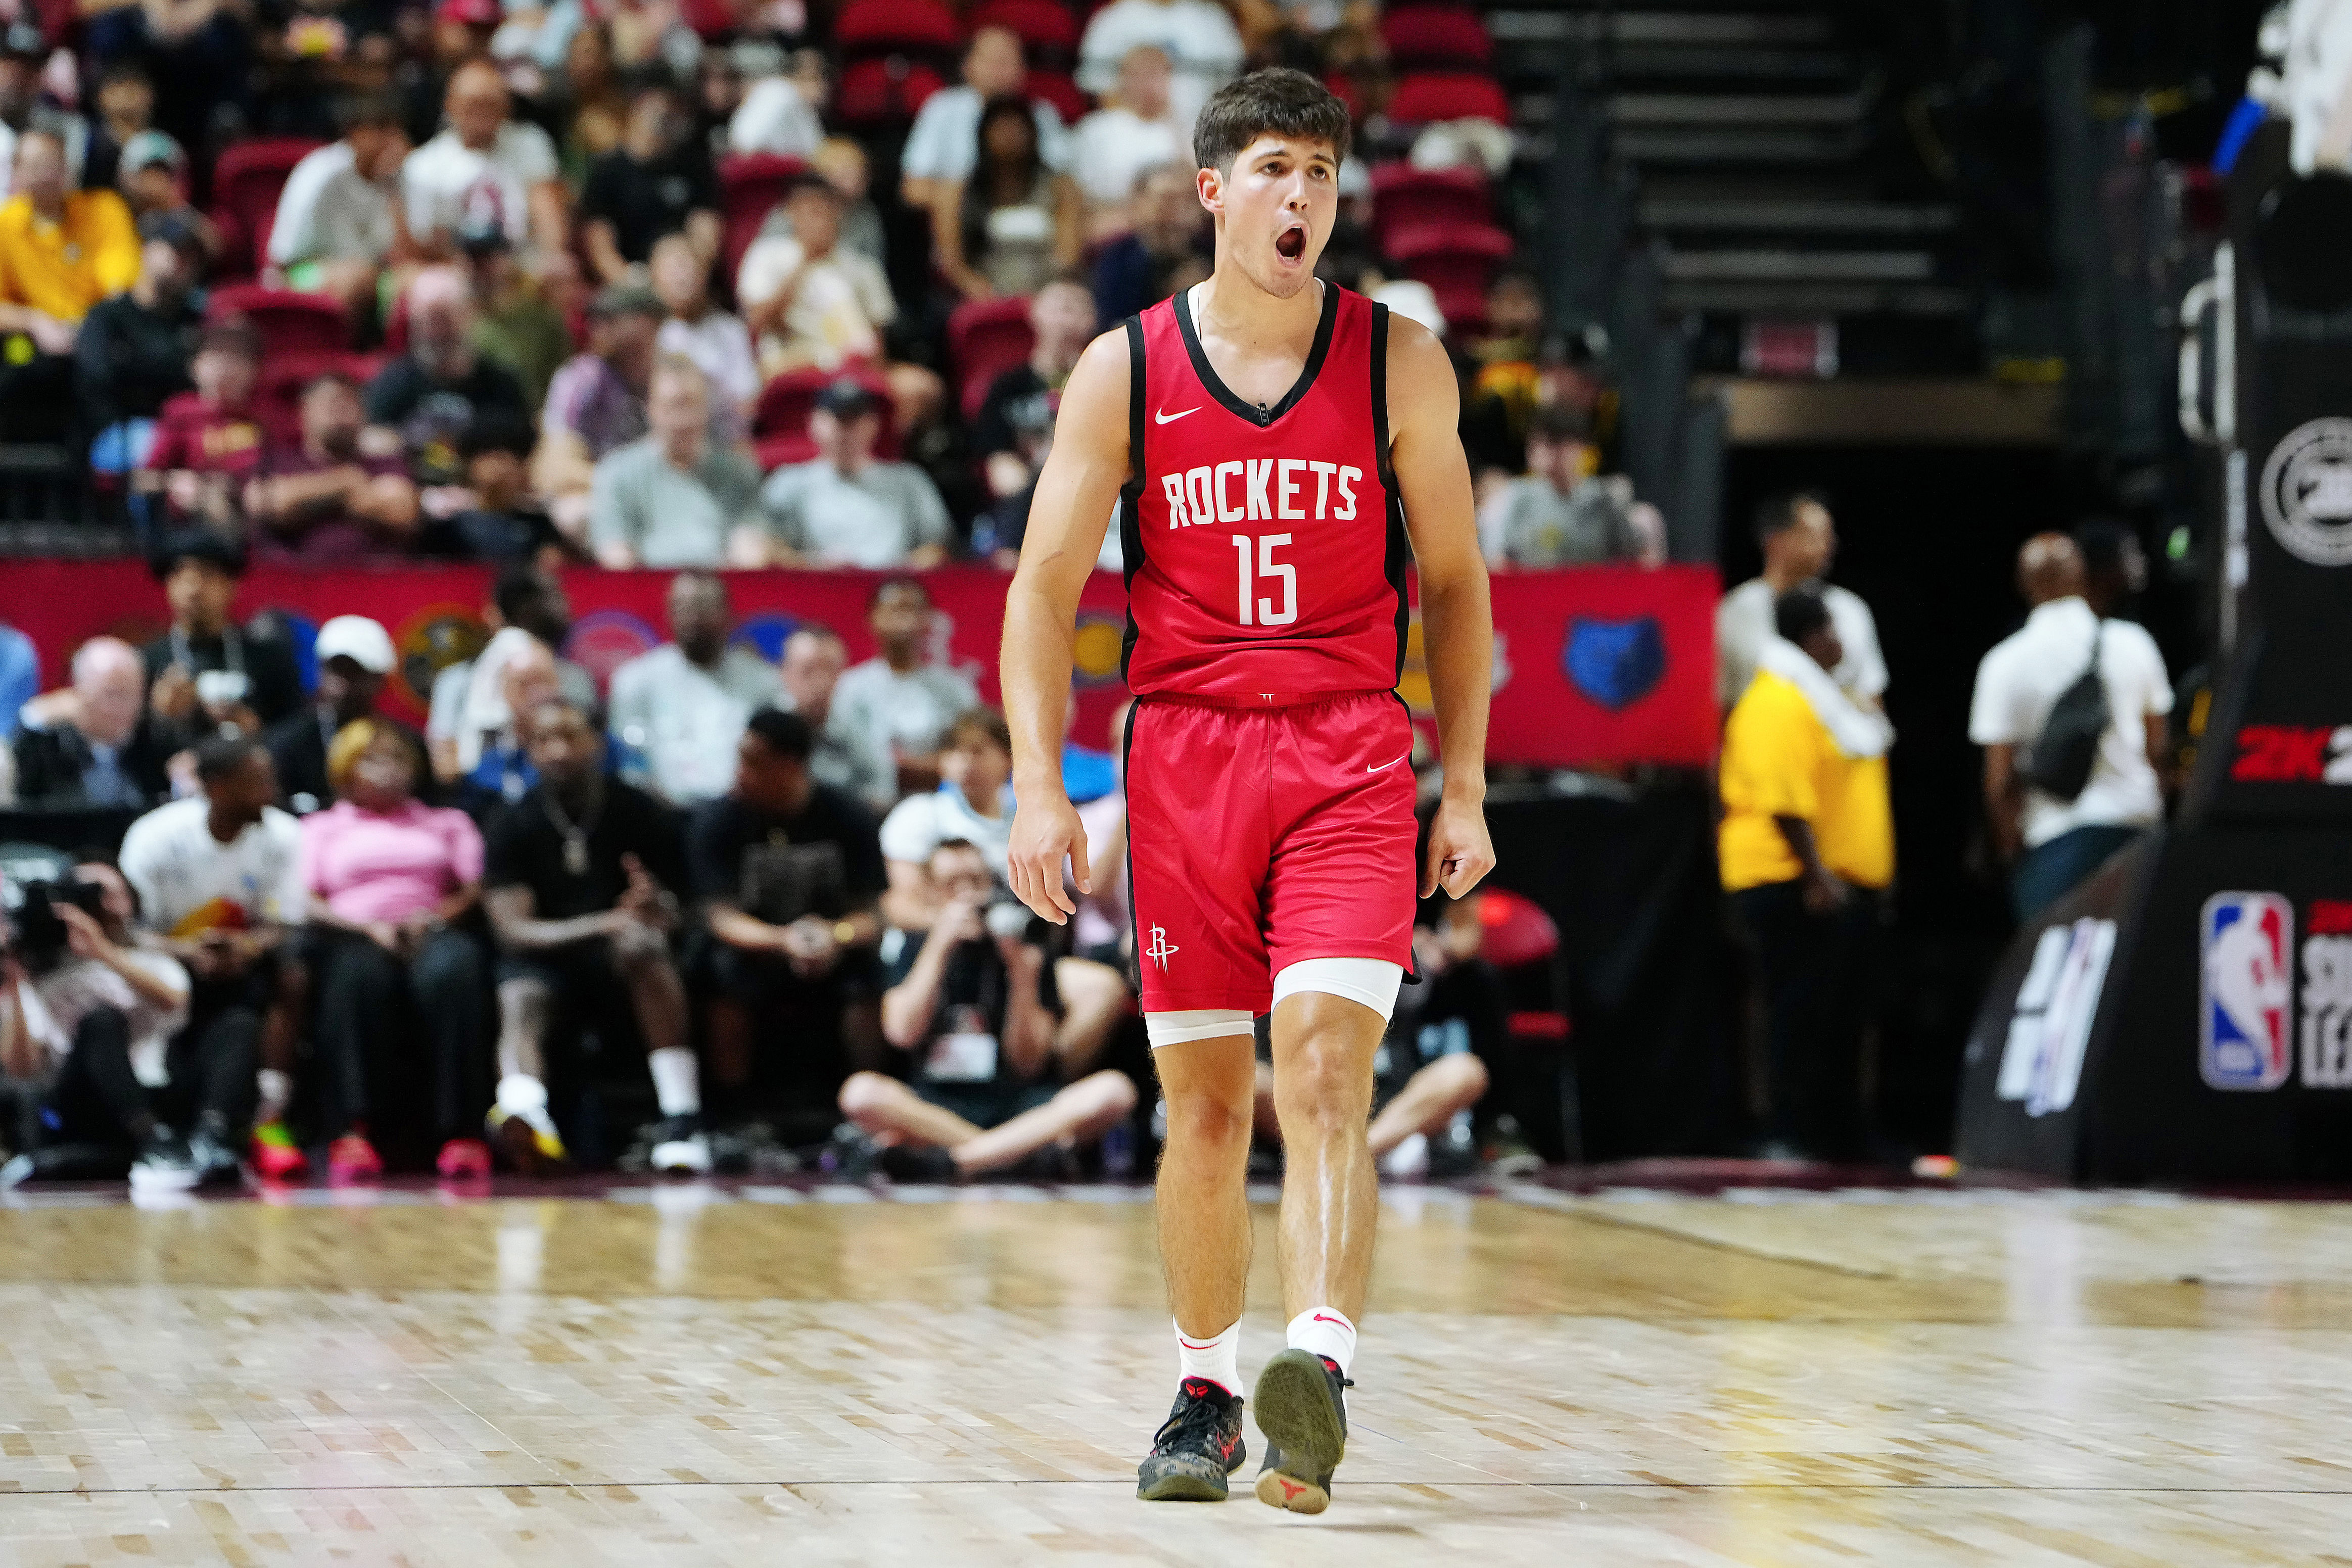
[649,1117,713,1174]
[130,1129,200,1193]
[1379,1132,1430,1180]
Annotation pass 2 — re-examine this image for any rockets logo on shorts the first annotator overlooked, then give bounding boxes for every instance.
[1145,925,1180,973]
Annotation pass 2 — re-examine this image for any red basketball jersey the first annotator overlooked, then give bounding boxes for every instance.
[1115,284,1408,698]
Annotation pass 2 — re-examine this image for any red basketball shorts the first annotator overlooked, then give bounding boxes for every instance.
[1123,689,1419,1014]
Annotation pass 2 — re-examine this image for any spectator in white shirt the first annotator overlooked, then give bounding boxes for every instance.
[608,571,779,806]
[1072,45,1187,235]
[726,42,825,158]
[778,624,895,816]
[1717,491,1887,709]
[832,577,981,796]
[1970,531,2173,922]
[268,93,412,321]
[899,26,1070,212]
[402,60,570,266]
[737,170,895,378]
[1076,0,1244,131]
[650,233,757,446]
[878,706,1014,928]
[747,378,953,569]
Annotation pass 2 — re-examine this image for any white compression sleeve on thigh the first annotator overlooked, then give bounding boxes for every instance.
[1145,1008,1257,1048]
[1271,957,1404,1022]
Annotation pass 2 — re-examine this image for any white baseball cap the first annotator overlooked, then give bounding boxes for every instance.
[313,615,397,675]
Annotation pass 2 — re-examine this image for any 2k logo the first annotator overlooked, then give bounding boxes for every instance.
[1145,925,1180,972]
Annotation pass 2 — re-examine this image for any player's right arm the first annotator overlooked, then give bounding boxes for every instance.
[1001,327,1131,924]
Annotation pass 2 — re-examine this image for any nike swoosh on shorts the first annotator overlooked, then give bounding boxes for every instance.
[1366,755,1407,773]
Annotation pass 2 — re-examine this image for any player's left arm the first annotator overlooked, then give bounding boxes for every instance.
[1387,315,1496,900]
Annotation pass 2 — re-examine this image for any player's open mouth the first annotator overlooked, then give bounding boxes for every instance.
[1276,226,1307,261]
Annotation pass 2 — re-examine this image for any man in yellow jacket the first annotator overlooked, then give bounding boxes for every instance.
[0,125,140,442]
[1719,584,1893,1160]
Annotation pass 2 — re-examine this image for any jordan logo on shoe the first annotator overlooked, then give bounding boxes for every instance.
[1155,404,1201,424]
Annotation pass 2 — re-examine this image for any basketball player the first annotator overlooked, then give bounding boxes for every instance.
[1000,69,1494,1514]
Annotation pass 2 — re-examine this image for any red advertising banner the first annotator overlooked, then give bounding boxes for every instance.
[0,560,1718,766]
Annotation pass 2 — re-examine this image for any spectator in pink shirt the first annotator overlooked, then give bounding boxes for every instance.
[300,720,493,1182]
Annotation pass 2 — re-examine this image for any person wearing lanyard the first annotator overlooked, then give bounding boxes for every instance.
[139,534,305,755]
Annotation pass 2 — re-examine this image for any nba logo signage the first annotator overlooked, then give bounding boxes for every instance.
[2200,892,2294,1091]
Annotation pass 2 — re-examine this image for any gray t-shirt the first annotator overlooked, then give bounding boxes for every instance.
[607,642,779,805]
[757,458,953,569]
[1485,475,1642,568]
[588,437,763,568]
[831,658,980,768]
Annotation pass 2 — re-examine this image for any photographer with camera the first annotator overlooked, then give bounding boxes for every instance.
[833,839,1135,1181]
[1,858,246,1191]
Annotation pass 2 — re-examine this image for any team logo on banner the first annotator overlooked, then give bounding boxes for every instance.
[564,610,658,693]
[1563,616,1665,711]
[730,613,800,663]
[2200,892,2295,1091]
[2303,900,2352,1089]
[392,606,489,710]
[2259,417,2352,566]
[1072,613,1125,687]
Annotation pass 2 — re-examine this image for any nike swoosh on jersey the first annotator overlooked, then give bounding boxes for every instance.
[1155,405,1201,424]
[1366,755,1407,773]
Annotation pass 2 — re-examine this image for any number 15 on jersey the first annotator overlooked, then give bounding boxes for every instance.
[1232,533,1297,627]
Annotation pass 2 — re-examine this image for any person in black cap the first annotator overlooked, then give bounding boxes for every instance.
[75,211,209,463]
[139,534,307,751]
[748,377,953,569]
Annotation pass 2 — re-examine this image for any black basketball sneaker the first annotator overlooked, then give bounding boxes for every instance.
[1136,1377,1247,1501]
[1252,1349,1349,1514]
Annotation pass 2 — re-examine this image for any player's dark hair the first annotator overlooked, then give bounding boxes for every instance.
[1193,67,1351,175]
[1754,490,1828,543]
[743,706,814,763]
[1774,585,1833,645]
[194,735,263,786]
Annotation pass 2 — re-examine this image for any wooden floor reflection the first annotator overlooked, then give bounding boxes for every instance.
[3,1181,2350,1564]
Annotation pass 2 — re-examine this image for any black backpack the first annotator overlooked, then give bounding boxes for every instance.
[2019,621,2110,801]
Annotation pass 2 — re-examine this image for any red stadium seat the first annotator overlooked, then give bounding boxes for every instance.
[834,0,961,52]
[1379,6,1493,69]
[678,0,740,39]
[1477,887,1558,970]
[1369,164,1491,252]
[751,363,899,470]
[1386,221,1516,331]
[1027,70,1090,127]
[947,295,1037,420]
[1388,72,1510,126]
[207,137,326,280]
[835,58,949,129]
[1323,72,1363,120]
[717,153,807,299]
[205,283,354,356]
[967,0,1079,62]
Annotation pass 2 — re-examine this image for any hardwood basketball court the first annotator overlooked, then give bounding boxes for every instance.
[2,1177,2346,1564]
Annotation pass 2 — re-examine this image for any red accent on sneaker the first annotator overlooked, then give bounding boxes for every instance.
[1179,1339,1220,1350]
[1311,1313,1347,1325]
[250,1135,308,1181]
[326,1133,382,1183]
[1279,1479,1303,1499]
[436,1137,493,1179]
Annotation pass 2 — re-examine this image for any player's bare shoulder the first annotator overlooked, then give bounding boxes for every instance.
[1382,310,1461,442]
[1052,326,1138,464]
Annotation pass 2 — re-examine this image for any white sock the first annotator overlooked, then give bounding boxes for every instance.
[497,1073,556,1133]
[255,1069,292,1124]
[1286,1306,1357,1379]
[1175,1319,1241,1396]
[648,1048,702,1118]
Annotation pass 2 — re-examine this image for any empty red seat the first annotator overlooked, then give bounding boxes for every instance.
[1478,887,1558,969]
[208,137,326,280]
[1380,7,1493,69]
[947,295,1037,419]
[834,0,961,52]
[751,363,899,469]
[1370,163,1491,251]
[1027,70,1090,127]
[1388,72,1510,125]
[717,153,807,298]
[206,283,353,356]
[967,0,1079,61]
[1387,220,1515,327]
[835,57,949,129]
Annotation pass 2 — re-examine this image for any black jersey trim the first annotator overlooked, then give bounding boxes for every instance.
[1171,280,1340,428]
[1118,313,1147,684]
[1371,302,1413,683]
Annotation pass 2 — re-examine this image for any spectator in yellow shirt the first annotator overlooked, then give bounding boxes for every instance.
[0,126,140,441]
[1718,585,1895,1161]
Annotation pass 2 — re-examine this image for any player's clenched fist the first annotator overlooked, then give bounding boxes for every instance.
[1007,791,1092,924]
[1421,795,1496,900]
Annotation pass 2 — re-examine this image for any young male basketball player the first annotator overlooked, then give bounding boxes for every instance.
[1000,68,1495,1514]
